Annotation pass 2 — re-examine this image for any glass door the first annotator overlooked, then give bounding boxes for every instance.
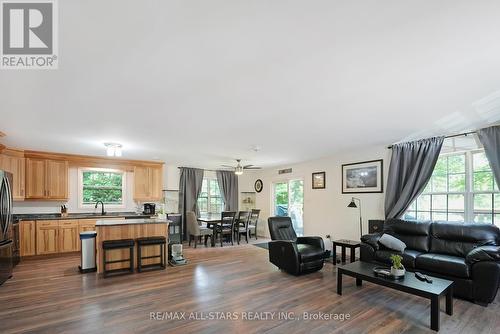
[273,179,304,236]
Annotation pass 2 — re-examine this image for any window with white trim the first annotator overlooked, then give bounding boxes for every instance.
[197,178,224,214]
[404,149,499,227]
[78,168,126,207]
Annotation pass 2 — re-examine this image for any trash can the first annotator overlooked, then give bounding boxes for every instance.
[79,231,97,273]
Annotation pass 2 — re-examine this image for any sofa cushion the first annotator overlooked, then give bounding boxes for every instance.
[297,244,324,262]
[383,219,431,252]
[430,222,499,257]
[375,249,423,269]
[379,233,406,252]
[416,253,470,278]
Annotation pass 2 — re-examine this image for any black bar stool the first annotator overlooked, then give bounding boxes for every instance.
[136,236,167,272]
[102,239,135,278]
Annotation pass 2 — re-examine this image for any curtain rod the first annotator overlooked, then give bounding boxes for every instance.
[387,130,477,149]
[177,167,225,172]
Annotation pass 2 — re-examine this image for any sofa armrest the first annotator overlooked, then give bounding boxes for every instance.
[466,246,500,265]
[268,240,300,274]
[361,233,382,251]
[296,236,324,251]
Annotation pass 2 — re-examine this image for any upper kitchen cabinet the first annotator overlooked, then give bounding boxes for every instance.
[25,158,68,200]
[0,148,25,200]
[133,166,163,201]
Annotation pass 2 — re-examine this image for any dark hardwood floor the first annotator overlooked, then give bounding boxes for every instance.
[0,243,498,334]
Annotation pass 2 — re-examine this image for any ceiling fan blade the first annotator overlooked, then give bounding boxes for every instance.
[243,164,254,168]
[221,165,235,168]
[244,166,262,169]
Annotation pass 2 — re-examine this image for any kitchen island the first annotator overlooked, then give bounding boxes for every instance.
[96,218,170,274]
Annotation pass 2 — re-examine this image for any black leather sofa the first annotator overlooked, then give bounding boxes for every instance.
[268,217,325,275]
[361,219,500,305]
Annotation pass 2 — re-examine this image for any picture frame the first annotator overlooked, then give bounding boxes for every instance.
[312,172,326,189]
[254,179,263,193]
[341,159,383,193]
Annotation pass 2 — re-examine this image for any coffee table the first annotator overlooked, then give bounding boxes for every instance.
[337,261,453,331]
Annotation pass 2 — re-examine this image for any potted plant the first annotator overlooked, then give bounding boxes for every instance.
[390,254,405,277]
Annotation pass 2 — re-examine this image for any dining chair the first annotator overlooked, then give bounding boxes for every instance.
[217,211,237,247]
[186,211,212,248]
[248,209,260,240]
[234,211,251,244]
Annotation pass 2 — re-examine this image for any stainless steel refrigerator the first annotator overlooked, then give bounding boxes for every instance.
[0,170,13,285]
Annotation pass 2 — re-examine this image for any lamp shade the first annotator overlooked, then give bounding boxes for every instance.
[347,199,357,208]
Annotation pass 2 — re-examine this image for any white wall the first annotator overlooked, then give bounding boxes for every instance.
[238,145,391,245]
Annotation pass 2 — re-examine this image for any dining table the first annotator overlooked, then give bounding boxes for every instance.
[197,213,223,247]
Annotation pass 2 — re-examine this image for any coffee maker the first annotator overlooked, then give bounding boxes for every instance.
[143,203,156,215]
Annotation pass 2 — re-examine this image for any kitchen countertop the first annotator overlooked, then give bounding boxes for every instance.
[14,212,152,222]
[96,218,170,226]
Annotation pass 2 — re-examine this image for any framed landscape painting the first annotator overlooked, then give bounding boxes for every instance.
[342,159,383,193]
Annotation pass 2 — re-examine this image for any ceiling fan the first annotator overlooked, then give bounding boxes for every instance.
[221,159,262,175]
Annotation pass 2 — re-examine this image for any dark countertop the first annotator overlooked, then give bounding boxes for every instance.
[14,212,152,222]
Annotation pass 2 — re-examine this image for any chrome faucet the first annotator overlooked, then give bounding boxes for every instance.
[95,201,106,215]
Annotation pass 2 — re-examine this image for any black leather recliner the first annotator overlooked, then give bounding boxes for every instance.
[268,217,325,275]
[360,219,500,305]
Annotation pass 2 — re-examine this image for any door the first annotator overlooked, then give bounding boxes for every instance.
[59,220,79,252]
[273,179,304,236]
[36,221,59,255]
[134,166,150,200]
[19,221,36,256]
[46,160,68,199]
[26,158,46,198]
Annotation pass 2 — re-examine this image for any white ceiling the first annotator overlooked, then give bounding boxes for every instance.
[2,1,500,168]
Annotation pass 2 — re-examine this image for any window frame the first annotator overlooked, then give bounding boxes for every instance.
[197,177,224,214]
[77,167,127,209]
[405,149,500,225]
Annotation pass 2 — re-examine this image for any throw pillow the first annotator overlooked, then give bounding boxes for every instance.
[379,233,406,253]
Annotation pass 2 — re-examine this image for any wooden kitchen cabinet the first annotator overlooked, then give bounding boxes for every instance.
[133,166,163,201]
[19,221,36,256]
[59,220,79,252]
[78,219,97,233]
[25,158,68,200]
[36,221,59,255]
[0,149,25,200]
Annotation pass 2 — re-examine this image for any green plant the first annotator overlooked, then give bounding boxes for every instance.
[390,254,404,269]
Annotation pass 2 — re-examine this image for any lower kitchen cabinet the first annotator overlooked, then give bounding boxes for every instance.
[36,220,59,255]
[59,220,79,252]
[19,221,36,256]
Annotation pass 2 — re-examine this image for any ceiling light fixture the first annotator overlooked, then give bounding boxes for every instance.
[235,165,244,175]
[104,143,123,157]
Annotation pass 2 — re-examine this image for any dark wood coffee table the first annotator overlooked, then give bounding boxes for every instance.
[332,239,360,265]
[337,261,453,331]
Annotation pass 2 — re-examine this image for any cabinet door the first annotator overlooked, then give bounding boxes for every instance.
[26,158,46,199]
[19,221,36,256]
[78,219,96,234]
[46,160,68,199]
[149,166,163,201]
[134,166,150,200]
[36,221,59,255]
[0,155,25,200]
[59,220,79,252]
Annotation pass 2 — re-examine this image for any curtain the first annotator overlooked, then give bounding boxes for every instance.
[178,167,204,240]
[216,170,239,211]
[385,136,445,219]
[477,125,500,187]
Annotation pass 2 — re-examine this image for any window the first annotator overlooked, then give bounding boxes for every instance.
[404,150,499,227]
[78,168,126,207]
[197,178,224,214]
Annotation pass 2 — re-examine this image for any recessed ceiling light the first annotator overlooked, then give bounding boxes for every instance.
[104,143,122,157]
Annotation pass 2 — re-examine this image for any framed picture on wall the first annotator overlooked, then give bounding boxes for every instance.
[312,172,326,189]
[342,159,383,193]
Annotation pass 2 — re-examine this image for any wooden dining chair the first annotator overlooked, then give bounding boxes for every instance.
[248,209,260,240]
[217,211,236,247]
[234,211,251,244]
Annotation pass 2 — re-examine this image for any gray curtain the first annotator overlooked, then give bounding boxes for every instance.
[385,136,445,219]
[216,170,239,211]
[178,167,204,240]
[477,125,500,186]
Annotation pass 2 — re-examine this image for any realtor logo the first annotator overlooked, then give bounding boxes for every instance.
[1,0,58,69]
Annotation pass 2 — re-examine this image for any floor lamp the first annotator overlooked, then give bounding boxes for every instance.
[347,197,363,238]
